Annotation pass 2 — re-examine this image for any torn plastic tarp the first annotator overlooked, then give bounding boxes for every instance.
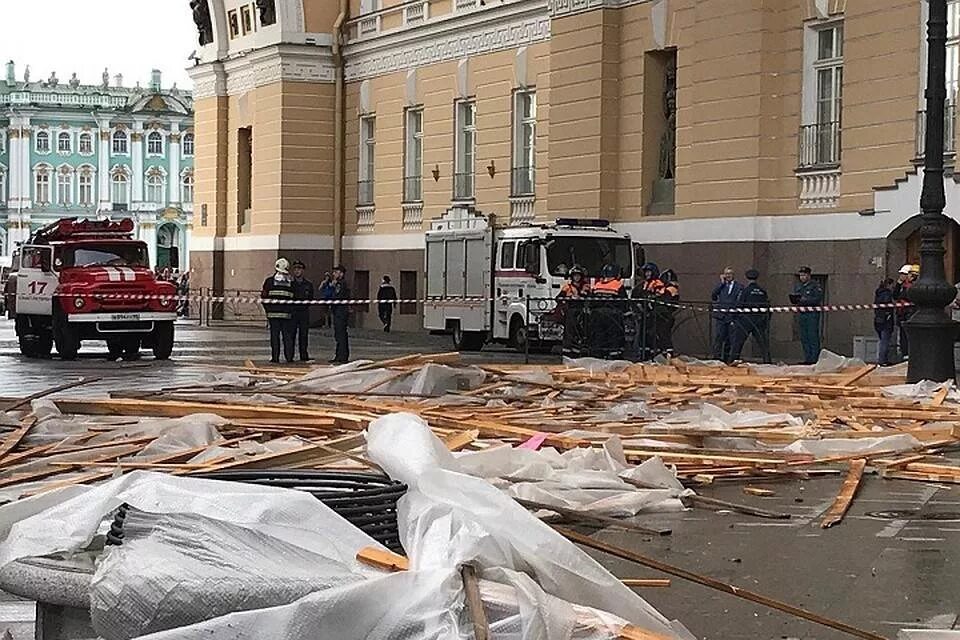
[898,632,960,639]
[643,403,803,431]
[882,380,960,403]
[751,349,866,376]
[367,413,691,638]
[781,433,922,457]
[283,362,486,396]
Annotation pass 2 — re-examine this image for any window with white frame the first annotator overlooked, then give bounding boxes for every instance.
[403,108,423,202]
[146,170,165,203]
[358,0,380,35]
[799,23,843,167]
[147,131,163,155]
[0,132,6,154]
[454,100,476,200]
[182,132,195,156]
[112,172,128,206]
[79,132,93,155]
[918,0,960,156]
[181,172,194,203]
[112,130,129,155]
[57,131,72,154]
[36,130,50,153]
[57,168,73,205]
[78,169,94,206]
[0,168,6,203]
[512,90,536,196]
[358,116,376,206]
[35,166,51,204]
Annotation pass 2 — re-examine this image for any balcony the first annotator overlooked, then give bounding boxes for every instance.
[403,175,422,203]
[511,165,535,197]
[357,180,375,207]
[798,121,841,169]
[453,172,474,201]
[915,103,956,159]
[347,0,430,40]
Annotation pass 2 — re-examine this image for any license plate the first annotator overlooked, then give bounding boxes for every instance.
[109,313,142,321]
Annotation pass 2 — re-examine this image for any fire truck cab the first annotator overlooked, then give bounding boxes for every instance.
[5,218,177,360]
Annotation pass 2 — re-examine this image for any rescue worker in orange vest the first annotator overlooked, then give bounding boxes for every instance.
[631,262,668,358]
[557,265,591,355]
[587,264,628,358]
[558,265,591,299]
[592,264,627,298]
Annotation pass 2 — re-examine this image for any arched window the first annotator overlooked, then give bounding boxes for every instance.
[57,132,72,154]
[146,170,165,204]
[35,166,51,204]
[78,168,94,206]
[112,172,128,206]
[79,132,93,155]
[181,173,194,203]
[147,131,163,155]
[0,167,6,204]
[182,133,195,156]
[112,130,128,155]
[57,168,73,205]
[36,130,50,153]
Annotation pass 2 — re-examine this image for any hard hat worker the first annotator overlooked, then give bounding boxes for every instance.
[261,258,296,364]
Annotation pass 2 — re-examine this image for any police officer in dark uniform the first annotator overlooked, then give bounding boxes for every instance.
[330,264,351,364]
[790,266,824,365]
[261,258,295,363]
[290,261,315,362]
[731,268,771,363]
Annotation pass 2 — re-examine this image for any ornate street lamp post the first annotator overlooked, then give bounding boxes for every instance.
[907,0,960,383]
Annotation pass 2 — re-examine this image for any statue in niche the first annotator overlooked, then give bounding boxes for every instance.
[190,0,214,46]
[69,73,80,89]
[256,0,277,26]
[658,57,677,181]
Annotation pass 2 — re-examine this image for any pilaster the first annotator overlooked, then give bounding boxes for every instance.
[169,122,182,206]
[97,120,111,211]
[131,121,144,206]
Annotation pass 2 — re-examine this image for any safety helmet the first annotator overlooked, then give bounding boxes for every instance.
[910,264,920,275]
[662,268,677,282]
[642,262,660,278]
[568,264,585,278]
[275,258,290,274]
[601,264,620,279]
[899,264,912,275]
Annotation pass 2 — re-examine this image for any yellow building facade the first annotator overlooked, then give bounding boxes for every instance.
[188,0,958,357]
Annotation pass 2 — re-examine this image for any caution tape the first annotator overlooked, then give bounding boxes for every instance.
[47,291,916,315]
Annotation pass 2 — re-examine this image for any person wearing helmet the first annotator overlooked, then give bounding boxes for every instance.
[593,264,626,298]
[631,262,665,358]
[261,258,296,364]
[557,265,590,356]
[893,264,916,360]
[558,265,590,299]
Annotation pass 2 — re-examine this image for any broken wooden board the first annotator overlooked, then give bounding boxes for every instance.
[820,459,867,529]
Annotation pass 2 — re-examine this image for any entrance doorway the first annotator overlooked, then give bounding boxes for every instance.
[903,218,960,284]
[157,222,181,270]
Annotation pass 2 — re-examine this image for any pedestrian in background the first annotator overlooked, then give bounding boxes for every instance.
[261,258,295,364]
[330,264,351,364]
[176,271,191,318]
[790,266,823,365]
[290,260,315,362]
[319,271,334,328]
[710,266,743,363]
[657,268,680,355]
[377,275,398,332]
[893,264,916,360]
[874,277,896,366]
[731,268,771,363]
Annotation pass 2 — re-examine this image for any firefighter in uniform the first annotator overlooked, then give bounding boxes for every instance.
[557,265,591,355]
[261,258,296,363]
[631,263,664,359]
[589,264,627,357]
[731,268,771,363]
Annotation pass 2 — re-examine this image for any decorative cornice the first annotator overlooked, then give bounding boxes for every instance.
[192,45,335,98]
[189,63,228,100]
[548,0,650,17]
[344,2,550,82]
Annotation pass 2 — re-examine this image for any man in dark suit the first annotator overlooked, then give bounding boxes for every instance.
[711,266,744,363]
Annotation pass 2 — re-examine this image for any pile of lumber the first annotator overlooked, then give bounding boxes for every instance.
[1,355,959,503]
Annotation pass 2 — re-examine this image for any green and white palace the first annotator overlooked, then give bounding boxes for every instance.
[0,62,194,271]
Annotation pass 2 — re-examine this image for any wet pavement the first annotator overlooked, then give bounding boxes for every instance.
[0,318,958,639]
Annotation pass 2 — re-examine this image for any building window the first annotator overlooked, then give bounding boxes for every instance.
[800,23,843,167]
[358,116,376,206]
[79,132,93,155]
[454,100,476,200]
[35,167,51,204]
[36,130,50,154]
[403,108,423,202]
[182,173,194,203]
[0,132,6,154]
[0,169,6,204]
[57,132,72,154]
[112,172,128,207]
[512,90,536,196]
[147,131,163,155]
[182,133,195,156]
[241,4,254,33]
[228,9,240,38]
[57,169,73,206]
[146,171,165,204]
[78,170,94,207]
[400,270,418,315]
[238,127,252,230]
[113,130,129,155]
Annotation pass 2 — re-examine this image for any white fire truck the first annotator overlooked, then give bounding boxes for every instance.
[4,218,178,360]
[423,206,644,352]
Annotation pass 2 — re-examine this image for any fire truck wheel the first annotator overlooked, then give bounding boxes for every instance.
[153,321,174,360]
[107,339,124,360]
[35,330,53,359]
[452,324,485,352]
[509,316,528,354]
[121,338,142,361]
[54,323,80,360]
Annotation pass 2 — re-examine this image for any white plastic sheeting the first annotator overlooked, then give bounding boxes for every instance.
[898,632,960,639]
[642,403,804,432]
[882,380,960,403]
[284,361,487,396]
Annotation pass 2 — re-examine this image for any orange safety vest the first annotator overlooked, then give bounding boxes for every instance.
[593,278,624,296]
[642,278,666,296]
[559,282,590,298]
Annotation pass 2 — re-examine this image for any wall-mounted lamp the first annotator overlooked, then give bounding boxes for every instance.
[487,159,496,179]
[432,164,441,182]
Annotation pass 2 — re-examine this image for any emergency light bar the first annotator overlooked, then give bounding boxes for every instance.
[32,218,136,243]
[554,218,610,228]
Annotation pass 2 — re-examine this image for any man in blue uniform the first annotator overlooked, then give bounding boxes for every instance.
[790,266,824,365]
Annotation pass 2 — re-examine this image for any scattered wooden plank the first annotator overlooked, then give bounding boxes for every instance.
[621,579,672,588]
[743,487,776,497]
[0,419,37,465]
[357,546,410,572]
[0,377,100,413]
[820,459,867,529]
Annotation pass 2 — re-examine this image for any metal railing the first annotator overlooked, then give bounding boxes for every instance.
[453,172,474,200]
[798,121,841,168]
[403,175,422,202]
[511,166,535,197]
[358,180,375,206]
[916,103,957,158]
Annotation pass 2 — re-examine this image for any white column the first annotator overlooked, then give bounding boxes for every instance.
[6,126,19,209]
[140,220,158,269]
[131,121,144,207]
[97,121,111,212]
[182,222,192,272]
[11,115,32,212]
[168,122,181,206]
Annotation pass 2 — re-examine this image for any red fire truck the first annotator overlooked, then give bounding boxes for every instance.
[4,218,177,360]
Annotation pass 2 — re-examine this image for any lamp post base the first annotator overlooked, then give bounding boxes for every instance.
[905,315,959,383]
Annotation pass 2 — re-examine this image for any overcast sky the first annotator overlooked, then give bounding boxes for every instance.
[1,0,197,89]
